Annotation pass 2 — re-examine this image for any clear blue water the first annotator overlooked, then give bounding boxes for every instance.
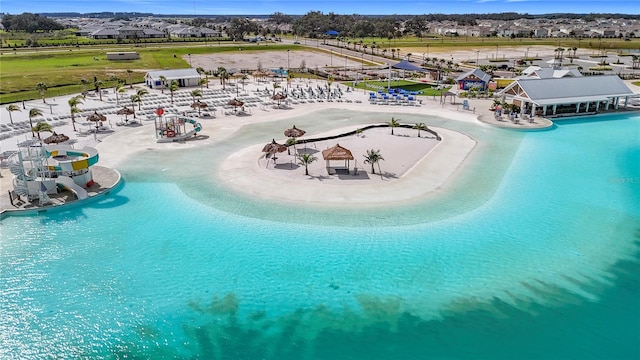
[1,111,639,359]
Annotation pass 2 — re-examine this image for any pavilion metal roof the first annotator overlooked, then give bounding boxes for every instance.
[145,69,200,81]
[503,75,635,106]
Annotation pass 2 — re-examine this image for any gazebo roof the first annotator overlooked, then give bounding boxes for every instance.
[322,144,354,160]
[391,59,425,72]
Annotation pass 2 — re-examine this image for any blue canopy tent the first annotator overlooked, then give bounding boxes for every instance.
[386,60,426,90]
[324,30,339,36]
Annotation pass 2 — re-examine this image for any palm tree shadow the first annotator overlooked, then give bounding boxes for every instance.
[274,163,300,170]
[296,147,319,155]
[307,174,332,181]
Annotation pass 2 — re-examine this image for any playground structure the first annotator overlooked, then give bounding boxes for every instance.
[7,140,99,205]
[154,113,202,143]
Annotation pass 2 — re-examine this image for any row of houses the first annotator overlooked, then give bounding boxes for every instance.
[75,23,222,39]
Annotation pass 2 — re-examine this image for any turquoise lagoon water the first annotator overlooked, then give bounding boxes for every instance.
[1,110,639,359]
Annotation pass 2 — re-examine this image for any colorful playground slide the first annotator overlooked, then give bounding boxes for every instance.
[157,117,202,143]
[45,146,99,172]
[56,176,88,200]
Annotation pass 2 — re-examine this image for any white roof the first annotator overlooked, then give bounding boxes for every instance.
[505,75,635,106]
[146,69,200,81]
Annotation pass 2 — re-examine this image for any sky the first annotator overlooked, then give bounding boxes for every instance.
[1,0,638,16]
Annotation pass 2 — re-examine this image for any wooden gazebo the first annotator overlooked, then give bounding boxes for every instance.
[321,144,354,174]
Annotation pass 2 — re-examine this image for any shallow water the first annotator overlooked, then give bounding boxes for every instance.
[1,111,639,359]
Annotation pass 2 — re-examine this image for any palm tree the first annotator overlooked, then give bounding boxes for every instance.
[285,138,296,155]
[35,82,48,103]
[388,117,400,135]
[363,149,384,174]
[80,78,91,97]
[135,88,148,110]
[94,80,104,101]
[130,95,140,117]
[28,108,43,137]
[114,82,126,105]
[198,77,208,90]
[413,122,427,137]
[298,153,318,176]
[68,95,83,131]
[126,69,134,88]
[190,89,202,103]
[168,80,179,104]
[159,75,167,93]
[272,81,281,95]
[32,121,53,140]
[5,104,21,124]
[217,67,228,90]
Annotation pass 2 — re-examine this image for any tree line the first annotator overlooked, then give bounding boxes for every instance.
[1,13,64,32]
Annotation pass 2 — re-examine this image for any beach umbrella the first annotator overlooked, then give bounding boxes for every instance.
[271,92,288,108]
[227,98,244,113]
[191,100,208,116]
[117,107,135,121]
[262,138,287,165]
[43,132,69,144]
[284,125,305,155]
[87,111,107,140]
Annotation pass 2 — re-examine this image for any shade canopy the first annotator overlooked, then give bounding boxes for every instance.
[86,111,106,122]
[284,125,305,138]
[191,100,208,109]
[325,30,339,36]
[322,144,354,161]
[262,139,287,154]
[117,107,135,115]
[227,98,244,107]
[272,93,287,101]
[43,132,69,144]
[391,59,425,72]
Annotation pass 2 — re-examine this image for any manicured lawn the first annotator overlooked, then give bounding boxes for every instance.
[349,79,449,96]
[0,44,297,104]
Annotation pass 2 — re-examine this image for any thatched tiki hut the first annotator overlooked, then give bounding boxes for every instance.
[321,144,354,174]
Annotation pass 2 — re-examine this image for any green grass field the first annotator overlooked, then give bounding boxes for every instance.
[0,44,296,104]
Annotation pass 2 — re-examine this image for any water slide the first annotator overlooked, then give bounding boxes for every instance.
[56,176,88,200]
[45,145,99,172]
[157,118,202,143]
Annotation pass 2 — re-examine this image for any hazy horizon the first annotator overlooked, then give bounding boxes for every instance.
[2,0,639,16]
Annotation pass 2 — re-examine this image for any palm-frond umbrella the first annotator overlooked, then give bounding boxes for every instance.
[227,98,244,113]
[117,107,135,122]
[191,100,208,116]
[87,111,107,140]
[262,138,287,166]
[272,92,288,108]
[284,125,305,155]
[43,132,69,144]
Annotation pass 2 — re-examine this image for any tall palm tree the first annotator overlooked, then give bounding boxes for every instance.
[35,82,48,103]
[198,77,208,91]
[32,121,53,140]
[413,122,427,137]
[363,149,384,174]
[68,95,83,132]
[5,104,21,124]
[135,88,148,110]
[159,75,167,93]
[130,94,140,117]
[28,108,43,137]
[298,153,318,176]
[126,69,134,88]
[94,80,104,101]
[114,82,126,105]
[388,117,400,135]
[272,82,281,95]
[168,80,179,104]
[80,78,91,98]
[217,67,228,90]
[190,89,202,103]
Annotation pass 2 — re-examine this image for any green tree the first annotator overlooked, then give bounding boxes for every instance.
[159,75,167,94]
[198,77,208,90]
[68,95,83,132]
[413,122,427,137]
[115,82,126,105]
[216,67,228,90]
[80,78,91,98]
[130,95,140,117]
[28,108,43,137]
[298,153,318,176]
[388,117,400,135]
[35,82,48,103]
[32,121,52,140]
[135,88,148,110]
[168,80,179,104]
[94,80,104,101]
[127,69,134,88]
[363,149,384,174]
[190,89,202,103]
[5,104,21,124]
